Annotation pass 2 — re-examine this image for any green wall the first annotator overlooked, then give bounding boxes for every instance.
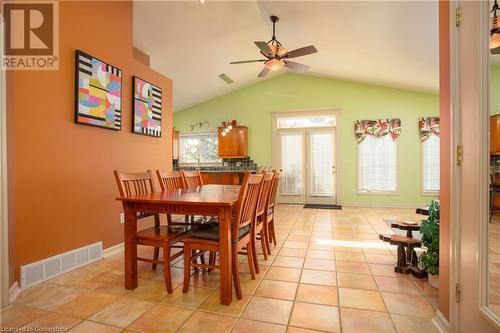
[491,65,500,114]
[174,73,438,206]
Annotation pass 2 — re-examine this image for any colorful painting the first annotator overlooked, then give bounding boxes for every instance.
[133,76,162,137]
[75,50,122,130]
[354,119,401,143]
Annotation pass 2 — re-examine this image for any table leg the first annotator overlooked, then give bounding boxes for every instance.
[124,204,138,290]
[406,229,413,238]
[394,244,409,274]
[219,206,232,305]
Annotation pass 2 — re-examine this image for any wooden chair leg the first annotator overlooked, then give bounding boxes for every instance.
[260,231,268,260]
[183,243,191,293]
[251,233,260,275]
[192,250,199,273]
[200,251,206,270]
[163,245,173,293]
[270,219,277,245]
[185,215,189,223]
[152,247,160,270]
[167,214,172,225]
[208,252,215,272]
[262,221,272,256]
[247,242,256,279]
[232,248,243,300]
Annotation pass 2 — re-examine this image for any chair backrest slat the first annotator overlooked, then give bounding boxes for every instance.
[233,173,263,239]
[181,170,203,188]
[114,170,155,197]
[157,170,185,191]
[255,172,274,218]
[267,170,282,210]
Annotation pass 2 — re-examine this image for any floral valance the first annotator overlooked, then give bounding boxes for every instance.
[419,117,440,142]
[354,119,401,143]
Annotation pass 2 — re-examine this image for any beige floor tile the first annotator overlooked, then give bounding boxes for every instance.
[369,264,400,277]
[374,276,421,295]
[188,271,221,288]
[265,267,302,282]
[303,258,336,271]
[17,283,83,310]
[241,296,293,325]
[178,311,236,333]
[89,297,153,327]
[336,261,371,275]
[129,304,192,333]
[161,285,213,309]
[255,280,298,300]
[69,320,121,333]
[94,275,130,296]
[232,319,287,333]
[199,288,251,316]
[295,284,338,306]
[21,312,81,331]
[306,250,335,260]
[239,275,262,295]
[338,288,386,312]
[300,270,337,286]
[341,308,395,333]
[365,254,397,265]
[53,290,118,318]
[0,304,47,328]
[283,241,309,249]
[287,327,326,333]
[338,273,378,290]
[125,279,173,302]
[391,314,438,333]
[382,293,435,318]
[272,256,305,268]
[278,248,307,257]
[335,252,366,262]
[289,302,340,332]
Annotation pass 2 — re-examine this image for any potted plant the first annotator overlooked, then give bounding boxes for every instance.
[417,200,440,288]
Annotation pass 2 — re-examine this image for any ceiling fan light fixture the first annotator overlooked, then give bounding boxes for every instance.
[269,43,287,56]
[265,58,285,71]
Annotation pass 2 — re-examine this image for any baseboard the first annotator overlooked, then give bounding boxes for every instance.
[342,202,421,209]
[8,281,20,303]
[432,309,449,333]
[102,242,124,258]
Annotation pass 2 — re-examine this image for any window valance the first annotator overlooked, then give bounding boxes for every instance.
[354,119,401,143]
[419,117,440,142]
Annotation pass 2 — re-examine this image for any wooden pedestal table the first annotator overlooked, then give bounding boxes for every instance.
[379,234,421,274]
[117,185,240,305]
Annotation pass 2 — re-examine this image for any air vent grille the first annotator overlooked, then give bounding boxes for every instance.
[218,74,234,84]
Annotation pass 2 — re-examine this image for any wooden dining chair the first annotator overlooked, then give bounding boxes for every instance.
[182,172,263,300]
[181,170,203,188]
[266,170,282,250]
[156,170,189,225]
[114,170,191,293]
[252,172,275,270]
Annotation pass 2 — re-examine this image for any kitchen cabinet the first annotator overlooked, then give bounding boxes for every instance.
[200,172,245,185]
[172,130,180,160]
[218,126,248,158]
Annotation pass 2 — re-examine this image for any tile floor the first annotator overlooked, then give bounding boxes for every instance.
[1,205,439,333]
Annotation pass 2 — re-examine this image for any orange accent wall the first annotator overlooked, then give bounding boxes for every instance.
[438,0,450,320]
[7,1,173,284]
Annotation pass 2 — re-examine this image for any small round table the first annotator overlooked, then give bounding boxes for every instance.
[390,220,421,238]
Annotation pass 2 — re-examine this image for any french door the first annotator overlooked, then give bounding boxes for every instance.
[277,127,336,205]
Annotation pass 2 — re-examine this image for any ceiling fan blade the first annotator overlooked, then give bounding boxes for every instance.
[255,41,274,57]
[284,60,309,71]
[230,59,266,64]
[283,45,318,59]
[258,67,270,78]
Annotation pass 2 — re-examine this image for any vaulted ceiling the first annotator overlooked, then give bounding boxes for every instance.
[133,1,439,112]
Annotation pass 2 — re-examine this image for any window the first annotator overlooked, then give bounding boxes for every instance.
[422,134,440,194]
[179,132,219,164]
[277,116,335,129]
[358,135,398,193]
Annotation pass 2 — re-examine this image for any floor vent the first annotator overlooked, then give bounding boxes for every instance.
[20,242,102,289]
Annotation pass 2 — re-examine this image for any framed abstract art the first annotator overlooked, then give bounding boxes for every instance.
[75,50,122,130]
[132,76,162,137]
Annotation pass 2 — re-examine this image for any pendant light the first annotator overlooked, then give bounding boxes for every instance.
[491,0,500,49]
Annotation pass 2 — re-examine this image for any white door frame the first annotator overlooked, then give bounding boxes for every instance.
[449,0,500,330]
[0,18,10,309]
[271,108,342,205]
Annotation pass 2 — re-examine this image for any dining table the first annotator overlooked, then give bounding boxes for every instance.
[116,184,240,305]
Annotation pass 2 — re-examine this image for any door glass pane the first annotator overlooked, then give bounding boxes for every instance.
[280,133,304,195]
[278,116,335,129]
[309,132,332,196]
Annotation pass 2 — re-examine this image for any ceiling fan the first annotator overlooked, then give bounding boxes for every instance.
[230,15,318,78]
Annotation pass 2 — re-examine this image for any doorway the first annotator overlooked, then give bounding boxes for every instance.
[272,111,340,206]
